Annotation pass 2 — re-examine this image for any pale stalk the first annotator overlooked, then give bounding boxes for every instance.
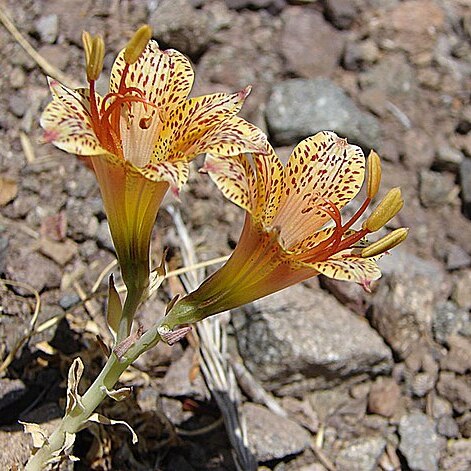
[24,308,192,470]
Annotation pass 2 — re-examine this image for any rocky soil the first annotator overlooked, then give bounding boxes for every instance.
[0,0,471,470]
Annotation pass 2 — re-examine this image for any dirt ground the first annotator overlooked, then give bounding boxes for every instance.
[0,0,471,470]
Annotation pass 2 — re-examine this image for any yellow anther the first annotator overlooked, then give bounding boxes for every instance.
[367,150,382,199]
[361,227,409,258]
[124,25,152,65]
[363,187,404,232]
[82,31,105,81]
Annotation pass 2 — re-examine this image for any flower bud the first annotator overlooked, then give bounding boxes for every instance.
[363,187,403,232]
[367,150,381,199]
[124,25,152,65]
[361,227,409,258]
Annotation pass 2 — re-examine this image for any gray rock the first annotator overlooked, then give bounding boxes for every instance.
[441,439,471,471]
[437,372,471,414]
[373,250,451,358]
[419,170,459,207]
[243,402,311,461]
[35,14,59,44]
[452,269,471,309]
[437,415,459,438]
[266,78,380,148]
[160,348,209,401]
[280,7,344,78]
[96,220,115,252]
[0,236,8,274]
[148,0,214,57]
[398,411,441,471]
[435,145,464,171]
[460,158,471,219]
[335,436,386,471]
[433,301,470,345]
[324,0,358,29]
[9,94,28,118]
[233,284,392,393]
[445,243,471,271]
[59,293,80,310]
[225,0,274,8]
[343,40,380,71]
[440,335,471,375]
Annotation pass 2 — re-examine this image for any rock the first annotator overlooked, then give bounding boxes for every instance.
[160,347,209,401]
[39,237,77,266]
[445,243,471,271]
[9,93,28,118]
[372,250,450,358]
[59,292,80,310]
[324,0,358,30]
[0,379,27,415]
[437,415,459,438]
[35,14,59,44]
[410,371,436,397]
[0,428,32,469]
[437,372,471,414]
[243,402,311,461]
[398,411,441,471]
[435,145,464,171]
[459,158,471,219]
[37,44,69,71]
[318,276,368,316]
[441,439,471,471]
[335,436,386,471]
[440,335,471,375]
[148,0,214,58]
[266,78,380,148]
[280,7,344,78]
[343,40,380,71]
[233,284,392,393]
[9,67,26,89]
[65,199,99,242]
[0,236,8,274]
[382,0,445,54]
[431,395,453,419]
[458,413,471,438]
[432,301,470,345]
[368,377,401,417]
[96,220,115,252]
[452,270,471,309]
[419,170,459,208]
[6,250,61,293]
[225,0,275,8]
[403,129,435,169]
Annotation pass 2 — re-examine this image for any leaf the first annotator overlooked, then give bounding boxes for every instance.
[88,413,138,444]
[19,421,48,448]
[106,274,122,340]
[0,175,18,206]
[100,385,133,401]
[65,357,85,415]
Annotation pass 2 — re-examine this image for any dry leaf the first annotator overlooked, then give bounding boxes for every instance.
[0,175,18,206]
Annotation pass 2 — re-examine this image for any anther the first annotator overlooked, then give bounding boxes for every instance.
[363,187,404,232]
[361,227,409,258]
[82,32,105,81]
[367,150,382,199]
[124,25,153,65]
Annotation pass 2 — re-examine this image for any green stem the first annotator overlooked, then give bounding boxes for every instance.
[24,314,168,470]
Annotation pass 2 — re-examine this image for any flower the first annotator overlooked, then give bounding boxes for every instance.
[40,25,266,334]
[161,131,408,329]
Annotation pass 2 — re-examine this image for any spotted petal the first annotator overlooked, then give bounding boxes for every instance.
[109,41,194,114]
[204,152,254,213]
[41,79,107,156]
[309,252,381,283]
[140,159,190,190]
[152,89,251,162]
[273,131,365,248]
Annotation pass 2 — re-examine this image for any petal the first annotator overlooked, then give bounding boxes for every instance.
[140,159,190,190]
[310,253,381,283]
[109,41,194,114]
[273,131,365,247]
[252,144,284,225]
[190,117,268,159]
[204,152,254,213]
[40,97,107,157]
[152,89,251,162]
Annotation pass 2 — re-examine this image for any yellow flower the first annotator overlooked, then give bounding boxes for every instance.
[162,131,408,329]
[40,26,267,332]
